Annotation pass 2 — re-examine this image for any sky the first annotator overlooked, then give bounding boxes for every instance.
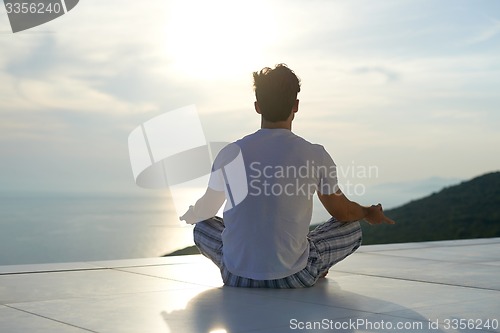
[0,0,499,208]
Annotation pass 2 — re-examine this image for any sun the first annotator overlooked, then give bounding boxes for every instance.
[163,0,278,80]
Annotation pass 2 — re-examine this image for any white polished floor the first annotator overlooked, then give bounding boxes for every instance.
[1,238,499,333]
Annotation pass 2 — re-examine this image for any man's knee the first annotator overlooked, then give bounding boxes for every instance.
[350,221,363,250]
[193,222,205,247]
[339,221,363,252]
[193,217,224,246]
[352,221,362,233]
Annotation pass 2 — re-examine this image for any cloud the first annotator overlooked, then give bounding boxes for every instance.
[463,19,500,45]
[5,76,157,113]
[352,66,401,83]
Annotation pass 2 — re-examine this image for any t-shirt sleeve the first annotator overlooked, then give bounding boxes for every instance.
[207,143,241,192]
[208,162,225,192]
[317,147,339,195]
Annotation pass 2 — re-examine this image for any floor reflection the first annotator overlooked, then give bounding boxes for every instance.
[161,278,444,332]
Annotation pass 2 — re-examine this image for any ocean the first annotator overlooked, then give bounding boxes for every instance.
[0,192,194,266]
[0,191,333,266]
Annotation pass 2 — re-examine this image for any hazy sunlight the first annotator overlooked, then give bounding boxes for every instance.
[163,0,278,80]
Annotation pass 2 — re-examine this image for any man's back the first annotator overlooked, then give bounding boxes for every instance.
[212,128,338,280]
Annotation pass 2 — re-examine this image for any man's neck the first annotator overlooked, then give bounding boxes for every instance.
[261,119,292,130]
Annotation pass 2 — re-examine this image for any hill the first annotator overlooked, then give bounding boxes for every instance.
[362,171,500,244]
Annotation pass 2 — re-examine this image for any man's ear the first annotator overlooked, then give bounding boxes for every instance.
[254,101,262,114]
[292,99,299,113]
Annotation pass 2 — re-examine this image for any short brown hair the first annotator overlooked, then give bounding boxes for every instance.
[253,64,301,122]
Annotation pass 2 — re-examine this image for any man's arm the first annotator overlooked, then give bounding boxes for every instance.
[179,188,226,224]
[317,190,395,225]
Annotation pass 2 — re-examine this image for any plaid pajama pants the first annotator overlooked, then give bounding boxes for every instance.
[193,216,362,288]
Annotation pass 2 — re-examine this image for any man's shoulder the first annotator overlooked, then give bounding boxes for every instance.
[292,132,323,147]
[212,142,242,169]
[287,132,329,155]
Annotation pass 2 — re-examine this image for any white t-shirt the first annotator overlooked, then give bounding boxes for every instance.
[208,128,339,280]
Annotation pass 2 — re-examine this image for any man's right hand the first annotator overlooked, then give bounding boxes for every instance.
[318,190,396,225]
[364,204,396,225]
